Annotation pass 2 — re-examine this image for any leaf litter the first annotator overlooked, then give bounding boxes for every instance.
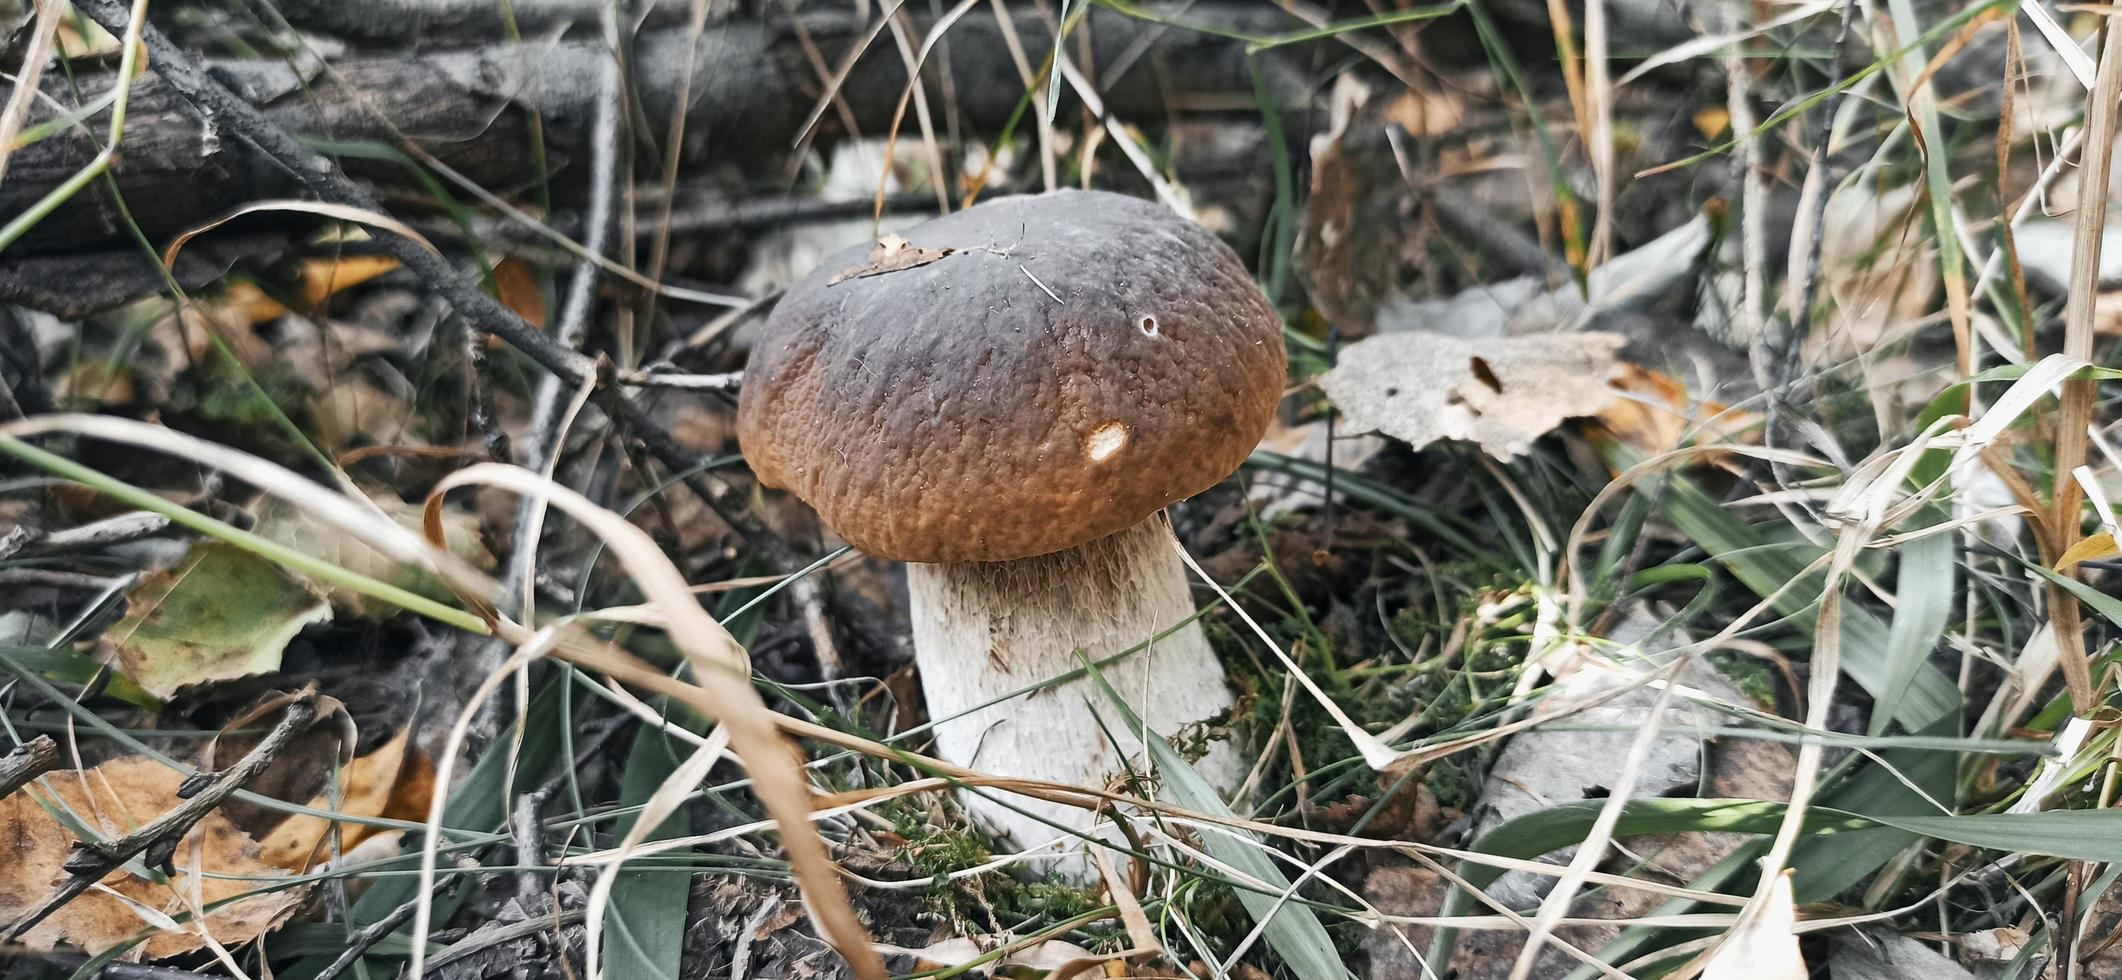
[1319,330,1629,459]
[0,757,307,958]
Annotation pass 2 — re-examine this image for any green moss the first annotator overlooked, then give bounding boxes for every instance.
[1708,651,1779,710]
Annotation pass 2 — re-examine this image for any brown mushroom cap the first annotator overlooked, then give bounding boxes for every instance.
[736,189,1286,563]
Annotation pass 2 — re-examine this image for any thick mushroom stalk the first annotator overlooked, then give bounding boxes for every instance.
[906,518,1244,861]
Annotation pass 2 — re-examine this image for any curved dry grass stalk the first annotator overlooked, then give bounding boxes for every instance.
[415,626,559,980]
[159,200,441,270]
[422,463,886,980]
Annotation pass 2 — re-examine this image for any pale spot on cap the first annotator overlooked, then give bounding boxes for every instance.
[1086,421,1129,462]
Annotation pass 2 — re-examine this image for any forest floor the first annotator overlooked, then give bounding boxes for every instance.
[3,1,2122,979]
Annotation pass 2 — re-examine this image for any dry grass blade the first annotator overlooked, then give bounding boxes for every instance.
[159,200,442,270]
[877,1,976,219]
[424,464,886,980]
[0,0,66,186]
[790,0,909,151]
[2044,14,2122,716]
[1506,659,1686,979]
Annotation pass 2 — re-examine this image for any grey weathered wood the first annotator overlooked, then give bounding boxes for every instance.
[2,5,1301,253]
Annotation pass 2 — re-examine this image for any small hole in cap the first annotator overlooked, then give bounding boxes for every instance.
[1086,421,1129,462]
[1140,315,1159,336]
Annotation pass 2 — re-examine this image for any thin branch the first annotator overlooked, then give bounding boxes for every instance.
[1,512,173,560]
[0,735,59,799]
[613,369,743,392]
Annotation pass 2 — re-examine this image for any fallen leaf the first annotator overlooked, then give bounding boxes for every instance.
[1318,331,1627,459]
[105,542,332,700]
[255,492,492,616]
[829,234,956,284]
[1588,363,1759,460]
[2055,531,2117,573]
[256,724,424,870]
[1694,106,1731,139]
[491,256,547,328]
[294,255,401,310]
[0,758,307,958]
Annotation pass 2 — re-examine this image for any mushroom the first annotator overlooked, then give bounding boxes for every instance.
[737,189,1286,867]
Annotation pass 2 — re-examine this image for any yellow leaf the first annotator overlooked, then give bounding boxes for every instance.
[492,257,548,328]
[1694,107,1731,140]
[295,255,401,309]
[2056,531,2118,573]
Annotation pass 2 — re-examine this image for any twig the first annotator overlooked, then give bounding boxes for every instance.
[0,569,124,590]
[428,908,587,969]
[465,319,511,464]
[613,369,742,392]
[309,893,424,980]
[2,690,319,942]
[1,512,173,560]
[0,735,58,799]
[505,0,626,617]
[5,953,223,980]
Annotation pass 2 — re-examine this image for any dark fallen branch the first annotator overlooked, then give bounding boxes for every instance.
[5,4,1302,253]
[4,952,223,980]
[1,690,319,943]
[253,0,693,43]
[407,190,945,253]
[0,735,59,800]
[0,193,929,318]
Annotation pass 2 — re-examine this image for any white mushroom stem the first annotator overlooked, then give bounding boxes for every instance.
[905,516,1245,876]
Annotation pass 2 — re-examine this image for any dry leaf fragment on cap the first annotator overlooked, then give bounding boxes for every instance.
[1318,331,1628,459]
[104,541,332,700]
[0,758,306,958]
[828,234,956,284]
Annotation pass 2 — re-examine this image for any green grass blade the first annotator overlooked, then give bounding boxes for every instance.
[1076,653,1352,980]
[1661,478,1961,730]
[1869,511,1955,736]
[603,725,693,980]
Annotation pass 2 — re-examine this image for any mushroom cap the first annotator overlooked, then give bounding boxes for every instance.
[736,189,1287,563]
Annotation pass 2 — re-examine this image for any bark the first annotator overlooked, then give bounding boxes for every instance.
[904,517,1244,878]
[3,4,1303,254]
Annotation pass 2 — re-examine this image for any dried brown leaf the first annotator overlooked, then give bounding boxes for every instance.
[829,234,956,284]
[256,724,418,870]
[0,758,306,958]
[1318,331,1627,459]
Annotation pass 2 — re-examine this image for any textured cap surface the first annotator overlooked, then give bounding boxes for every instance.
[737,189,1286,562]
